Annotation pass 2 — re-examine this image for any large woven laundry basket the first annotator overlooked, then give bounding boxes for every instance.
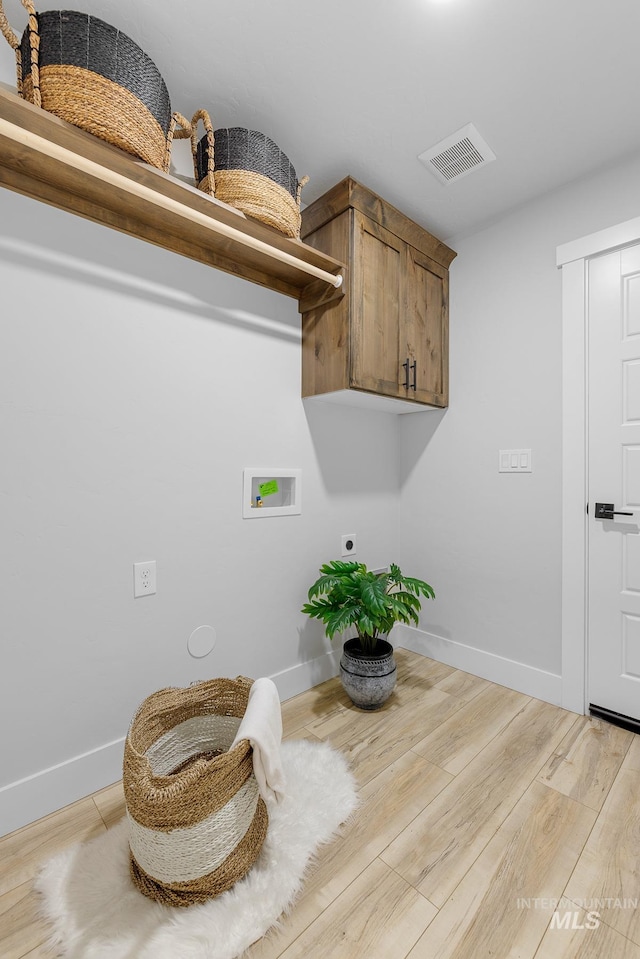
[0,0,189,171]
[191,108,308,238]
[123,676,269,907]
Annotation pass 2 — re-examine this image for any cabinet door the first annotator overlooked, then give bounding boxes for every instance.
[403,247,449,407]
[351,211,405,398]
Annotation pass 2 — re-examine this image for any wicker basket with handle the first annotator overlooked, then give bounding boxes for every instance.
[191,108,309,238]
[123,675,269,907]
[0,0,190,171]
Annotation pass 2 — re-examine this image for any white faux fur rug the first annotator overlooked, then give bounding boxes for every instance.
[36,739,358,959]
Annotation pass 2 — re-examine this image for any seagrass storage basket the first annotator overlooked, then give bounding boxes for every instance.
[0,0,189,171]
[191,109,309,238]
[123,676,269,908]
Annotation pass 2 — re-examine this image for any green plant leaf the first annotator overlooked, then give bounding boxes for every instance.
[307,574,340,601]
[325,604,360,639]
[302,559,434,645]
[301,601,332,621]
[358,612,377,638]
[320,560,364,576]
[359,577,387,614]
[389,590,421,610]
[401,576,435,599]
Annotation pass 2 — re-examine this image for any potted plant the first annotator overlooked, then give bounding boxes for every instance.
[301,560,435,709]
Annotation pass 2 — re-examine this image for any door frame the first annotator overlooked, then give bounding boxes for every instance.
[558,215,640,714]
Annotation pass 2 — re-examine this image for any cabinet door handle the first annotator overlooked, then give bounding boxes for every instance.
[402,358,410,390]
[411,360,417,391]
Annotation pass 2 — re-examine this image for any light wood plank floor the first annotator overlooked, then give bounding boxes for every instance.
[2,649,640,959]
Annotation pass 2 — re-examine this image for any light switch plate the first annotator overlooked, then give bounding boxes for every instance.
[499,449,532,473]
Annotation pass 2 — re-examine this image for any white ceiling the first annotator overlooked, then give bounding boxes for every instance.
[2,0,640,242]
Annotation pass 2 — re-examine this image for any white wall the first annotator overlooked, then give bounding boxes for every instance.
[0,189,400,834]
[5,111,640,837]
[398,151,640,703]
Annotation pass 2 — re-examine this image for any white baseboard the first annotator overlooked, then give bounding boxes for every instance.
[393,625,563,707]
[0,649,343,837]
[270,647,341,702]
[0,737,125,837]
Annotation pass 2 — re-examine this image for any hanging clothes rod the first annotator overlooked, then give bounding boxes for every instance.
[0,117,344,290]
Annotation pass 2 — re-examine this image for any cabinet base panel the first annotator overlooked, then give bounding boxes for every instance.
[302,389,444,414]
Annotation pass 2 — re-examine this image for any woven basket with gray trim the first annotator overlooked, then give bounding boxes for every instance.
[0,0,190,170]
[191,109,309,238]
[123,676,269,907]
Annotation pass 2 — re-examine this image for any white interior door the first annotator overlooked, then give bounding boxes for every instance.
[588,244,640,725]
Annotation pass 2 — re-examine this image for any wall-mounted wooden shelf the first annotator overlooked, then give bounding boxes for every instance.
[0,85,345,310]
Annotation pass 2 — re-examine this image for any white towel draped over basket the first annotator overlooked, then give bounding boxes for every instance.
[231,676,286,803]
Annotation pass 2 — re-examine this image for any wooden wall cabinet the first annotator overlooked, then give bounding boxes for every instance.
[301,178,456,412]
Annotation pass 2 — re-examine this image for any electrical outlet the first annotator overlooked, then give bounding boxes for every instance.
[134,561,156,597]
[341,533,357,557]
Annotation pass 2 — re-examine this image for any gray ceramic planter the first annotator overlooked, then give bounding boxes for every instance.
[340,637,396,710]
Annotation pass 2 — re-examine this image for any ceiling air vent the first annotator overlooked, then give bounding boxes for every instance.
[418,123,496,185]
